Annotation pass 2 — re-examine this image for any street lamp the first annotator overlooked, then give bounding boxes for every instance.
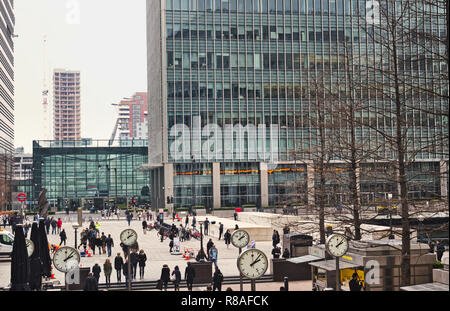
[197,221,207,261]
[387,193,394,239]
[72,223,81,250]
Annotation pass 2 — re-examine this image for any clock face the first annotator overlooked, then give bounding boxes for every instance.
[231,230,250,249]
[326,234,349,257]
[53,246,81,273]
[120,229,138,246]
[25,239,35,257]
[237,249,268,280]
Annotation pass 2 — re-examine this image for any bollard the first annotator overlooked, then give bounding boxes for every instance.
[284,277,289,291]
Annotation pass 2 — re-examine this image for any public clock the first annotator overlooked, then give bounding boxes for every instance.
[25,239,35,257]
[237,249,269,280]
[53,246,81,273]
[120,229,138,246]
[231,229,250,249]
[326,233,349,257]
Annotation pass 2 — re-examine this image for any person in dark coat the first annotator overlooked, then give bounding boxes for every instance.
[206,239,214,259]
[203,218,210,235]
[349,273,363,291]
[185,262,196,291]
[282,248,290,259]
[105,234,114,257]
[123,259,130,285]
[59,229,67,246]
[172,265,182,291]
[138,250,147,279]
[129,249,139,280]
[50,218,57,235]
[272,230,279,248]
[84,272,98,291]
[212,266,224,291]
[160,264,171,291]
[224,229,232,248]
[272,245,281,259]
[120,242,129,259]
[218,222,224,240]
[92,263,101,284]
[114,253,124,282]
[44,217,51,234]
[95,234,103,255]
[142,219,148,235]
[233,212,238,221]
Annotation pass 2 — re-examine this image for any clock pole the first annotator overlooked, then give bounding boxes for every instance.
[335,257,340,291]
[239,247,243,291]
[251,279,256,291]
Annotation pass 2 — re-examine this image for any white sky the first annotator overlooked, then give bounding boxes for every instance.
[13,0,147,153]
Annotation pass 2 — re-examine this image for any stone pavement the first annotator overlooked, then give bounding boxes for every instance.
[0,214,275,289]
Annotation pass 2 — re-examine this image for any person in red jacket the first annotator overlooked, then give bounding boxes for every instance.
[57,218,63,234]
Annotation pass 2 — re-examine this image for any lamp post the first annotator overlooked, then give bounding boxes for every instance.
[72,223,81,249]
[198,221,207,261]
[388,193,394,239]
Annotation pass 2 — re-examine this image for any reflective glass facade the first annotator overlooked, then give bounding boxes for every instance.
[32,140,149,210]
[147,0,448,210]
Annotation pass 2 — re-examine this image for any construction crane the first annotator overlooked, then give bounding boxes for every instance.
[109,118,120,146]
[42,35,50,140]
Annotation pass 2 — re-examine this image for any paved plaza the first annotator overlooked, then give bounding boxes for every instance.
[0,212,277,290]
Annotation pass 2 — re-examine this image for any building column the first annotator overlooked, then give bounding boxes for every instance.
[260,162,269,207]
[440,160,448,201]
[164,163,174,213]
[212,163,221,209]
[306,162,315,206]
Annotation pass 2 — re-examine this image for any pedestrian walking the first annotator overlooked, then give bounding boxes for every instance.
[233,211,238,221]
[206,238,214,259]
[204,218,210,235]
[185,262,196,291]
[120,242,129,259]
[212,266,224,291]
[130,249,139,280]
[224,229,231,248]
[103,259,112,288]
[192,216,196,229]
[209,244,218,267]
[123,259,130,285]
[142,219,148,235]
[114,253,124,282]
[126,212,132,226]
[138,250,147,280]
[95,233,103,255]
[185,214,189,227]
[51,218,57,235]
[92,263,101,284]
[45,217,51,234]
[57,218,62,234]
[101,232,107,254]
[171,265,182,291]
[105,234,114,257]
[160,264,171,291]
[218,222,224,240]
[59,229,67,246]
[84,272,98,291]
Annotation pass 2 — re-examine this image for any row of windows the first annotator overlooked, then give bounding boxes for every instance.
[166,0,364,16]
[167,23,357,43]
[168,51,345,71]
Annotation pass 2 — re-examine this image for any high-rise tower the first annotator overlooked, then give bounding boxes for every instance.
[53,69,81,141]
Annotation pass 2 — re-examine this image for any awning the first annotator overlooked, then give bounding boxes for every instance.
[287,255,322,264]
[400,283,449,291]
[309,259,361,271]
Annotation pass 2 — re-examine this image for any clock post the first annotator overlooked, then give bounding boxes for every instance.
[120,229,138,291]
[335,257,340,291]
[325,233,349,292]
[239,247,243,292]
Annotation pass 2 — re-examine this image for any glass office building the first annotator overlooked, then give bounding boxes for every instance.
[32,140,150,211]
[146,0,448,211]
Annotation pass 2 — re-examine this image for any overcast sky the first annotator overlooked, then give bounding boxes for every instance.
[14,0,147,153]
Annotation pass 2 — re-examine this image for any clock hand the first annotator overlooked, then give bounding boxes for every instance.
[336,239,345,248]
[250,254,262,267]
[64,252,76,262]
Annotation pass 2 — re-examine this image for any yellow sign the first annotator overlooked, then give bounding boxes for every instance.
[342,255,353,261]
